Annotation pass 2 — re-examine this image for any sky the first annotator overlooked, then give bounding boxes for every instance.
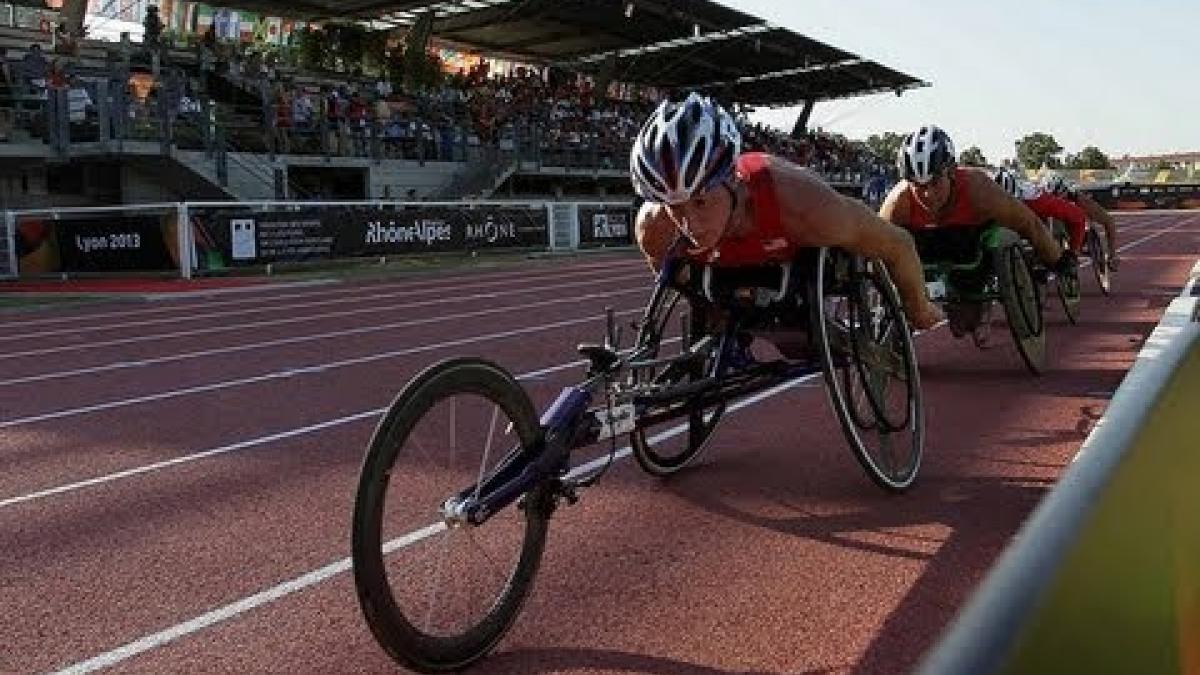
[721,0,1197,164]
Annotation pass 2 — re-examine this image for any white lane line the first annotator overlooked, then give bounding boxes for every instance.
[34,219,1200,674]
[11,215,1178,388]
[0,218,1164,346]
[1113,217,1197,253]
[3,257,641,331]
[48,554,356,675]
[6,219,1188,422]
[45,372,818,675]
[0,274,644,361]
[0,281,649,387]
[0,412,380,509]
[0,304,643,429]
[0,351,617,510]
[0,262,643,343]
[136,279,342,300]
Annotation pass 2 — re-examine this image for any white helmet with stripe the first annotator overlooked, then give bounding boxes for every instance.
[897,125,956,184]
[1042,172,1071,196]
[630,92,741,204]
[993,167,1021,197]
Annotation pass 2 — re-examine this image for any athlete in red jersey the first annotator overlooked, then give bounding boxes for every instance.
[679,152,800,267]
[881,126,1070,271]
[880,125,1073,276]
[1028,189,1087,250]
[630,94,942,330]
[1043,173,1120,268]
[994,167,1087,251]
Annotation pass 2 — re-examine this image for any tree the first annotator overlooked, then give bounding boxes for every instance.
[327,23,367,73]
[1015,132,1063,170]
[864,132,906,163]
[959,146,988,167]
[294,27,330,71]
[363,29,393,75]
[1064,146,1113,170]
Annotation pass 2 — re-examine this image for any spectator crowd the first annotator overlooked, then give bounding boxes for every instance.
[1,23,891,184]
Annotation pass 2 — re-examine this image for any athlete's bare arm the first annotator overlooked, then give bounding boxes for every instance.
[1075,191,1119,252]
[877,181,912,226]
[768,157,943,329]
[634,202,676,272]
[965,169,1063,265]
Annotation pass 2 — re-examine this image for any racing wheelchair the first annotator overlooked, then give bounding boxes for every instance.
[1083,221,1114,295]
[1039,217,1082,324]
[350,239,924,673]
[916,222,1047,374]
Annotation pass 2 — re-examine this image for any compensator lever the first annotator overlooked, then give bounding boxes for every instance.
[576,307,623,374]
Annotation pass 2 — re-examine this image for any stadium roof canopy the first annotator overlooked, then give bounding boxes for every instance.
[223,0,928,106]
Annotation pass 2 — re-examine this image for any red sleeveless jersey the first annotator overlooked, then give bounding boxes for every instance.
[690,152,799,267]
[904,167,979,230]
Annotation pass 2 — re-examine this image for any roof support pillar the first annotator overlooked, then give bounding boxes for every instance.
[60,0,87,43]
[791,99,815,138]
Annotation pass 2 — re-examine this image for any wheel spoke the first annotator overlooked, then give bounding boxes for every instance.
[630,286,725,476]
[473,405,502,502]
[818,250,921,492]
[420,530,454,633]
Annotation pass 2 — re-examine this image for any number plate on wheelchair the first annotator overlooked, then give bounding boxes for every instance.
[597,403,637,440]
[926,280,948,301]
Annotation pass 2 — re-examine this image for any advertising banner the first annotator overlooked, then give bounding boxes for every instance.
[53,215,175,272]
[336,206,548,256]
[202,206,549,265]
[577,205,634,247]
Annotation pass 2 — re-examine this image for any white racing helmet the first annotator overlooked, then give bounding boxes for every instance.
[897,125,956,184]
[1042,172,1071,196]
[630,92,741,204]
[993,167,1022,198]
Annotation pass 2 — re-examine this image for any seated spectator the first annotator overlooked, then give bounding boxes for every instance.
[272,89,292,154]
[292,89,314,133]
[345,91,369,156]
[323,87,344,154]
[53,23,76,56]
[21,44,48,94]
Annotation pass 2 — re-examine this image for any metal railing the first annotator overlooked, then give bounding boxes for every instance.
[2,77,636,191]
[2,209,17,279]
[917,263,1200,675]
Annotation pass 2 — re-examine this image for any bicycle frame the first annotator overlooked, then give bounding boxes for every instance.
[923,224,1006,304]
[443,247,823,527]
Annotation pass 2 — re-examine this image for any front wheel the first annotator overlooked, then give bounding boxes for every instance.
[628,285,725,477]
[352,358,550,673]
[813,248,924,492]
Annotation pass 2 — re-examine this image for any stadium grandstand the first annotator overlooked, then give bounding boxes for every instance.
[0,0,926,208]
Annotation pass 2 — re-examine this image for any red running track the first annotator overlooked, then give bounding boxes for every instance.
[0,213,1196,675]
